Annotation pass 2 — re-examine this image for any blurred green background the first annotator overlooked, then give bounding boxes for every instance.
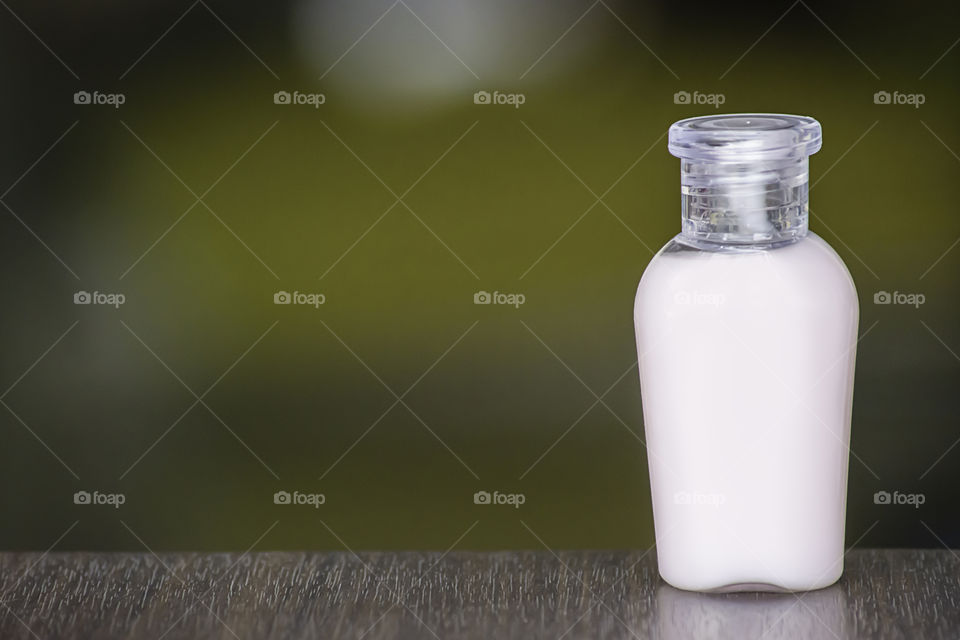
[0,0,957,551]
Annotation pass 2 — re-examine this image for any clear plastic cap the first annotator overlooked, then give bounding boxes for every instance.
[667,114,822,247]
[668,114,822,163]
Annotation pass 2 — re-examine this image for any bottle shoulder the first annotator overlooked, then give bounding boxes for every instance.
[635,232,859,309]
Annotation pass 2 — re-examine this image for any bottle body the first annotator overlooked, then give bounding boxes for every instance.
[634,232,858,592]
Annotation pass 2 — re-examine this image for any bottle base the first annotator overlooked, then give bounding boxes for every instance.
[706,582,791,594]
[659,570,842,594]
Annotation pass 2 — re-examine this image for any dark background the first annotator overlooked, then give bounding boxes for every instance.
[0,0,957,552]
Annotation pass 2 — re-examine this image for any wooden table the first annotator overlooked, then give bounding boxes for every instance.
[0,549,956,639]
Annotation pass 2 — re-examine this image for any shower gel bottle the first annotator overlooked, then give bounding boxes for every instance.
[634,114,859,592]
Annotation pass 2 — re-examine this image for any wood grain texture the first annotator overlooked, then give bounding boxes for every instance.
[0,549,957,639]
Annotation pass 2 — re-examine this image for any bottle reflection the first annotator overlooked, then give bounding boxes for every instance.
[655,583,849,640]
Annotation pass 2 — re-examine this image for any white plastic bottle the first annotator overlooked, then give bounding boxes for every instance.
[634,114,859,592]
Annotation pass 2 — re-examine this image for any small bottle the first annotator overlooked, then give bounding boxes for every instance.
[634,114,859,592]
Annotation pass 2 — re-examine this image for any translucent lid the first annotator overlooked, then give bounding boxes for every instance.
[668,114,822,162]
